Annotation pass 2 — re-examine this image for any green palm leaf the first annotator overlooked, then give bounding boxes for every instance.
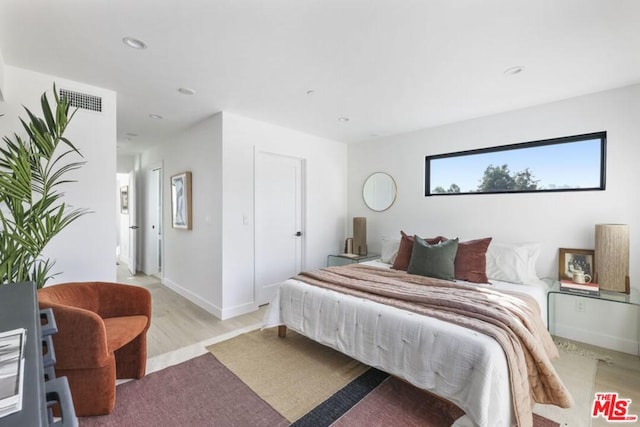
[0,85,90,288]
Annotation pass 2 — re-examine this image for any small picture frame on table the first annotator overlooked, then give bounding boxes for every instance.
[558,248,595,281]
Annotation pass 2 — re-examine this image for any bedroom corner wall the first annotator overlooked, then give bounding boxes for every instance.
[221,112,348,319]
[140,112,347,320]
[141,113,224,315]
[347,84,640,354]
[0,65,117,283]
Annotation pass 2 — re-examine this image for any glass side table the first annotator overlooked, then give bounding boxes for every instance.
[327,253,380,267]
[547,282,640,355]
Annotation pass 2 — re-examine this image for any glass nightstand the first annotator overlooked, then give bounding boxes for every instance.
[547,281,640,355]
[327,253,380,267]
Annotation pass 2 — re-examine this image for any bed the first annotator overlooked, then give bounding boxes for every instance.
[263,237,573,427]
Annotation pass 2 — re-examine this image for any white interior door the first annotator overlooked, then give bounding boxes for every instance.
[255,151,304,305]
[143,166,162,276]
[127,171,138,275]
[154,168,162,274]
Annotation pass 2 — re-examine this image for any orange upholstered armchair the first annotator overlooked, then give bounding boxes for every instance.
[37,282,151,416]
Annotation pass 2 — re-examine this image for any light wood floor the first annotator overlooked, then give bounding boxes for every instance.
[569,338,640,426]
[116,264,266,359]
[117,265,640,424]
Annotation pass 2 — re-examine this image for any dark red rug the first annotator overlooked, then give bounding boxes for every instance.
[79,353,558,427]
[79,354,287,427]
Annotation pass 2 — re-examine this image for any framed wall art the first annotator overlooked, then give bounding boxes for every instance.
[558,248,594,281]
[120,186,129,214]
[171,171,192,229]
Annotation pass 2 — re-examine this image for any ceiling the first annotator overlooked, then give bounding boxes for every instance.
[1,0,639,155]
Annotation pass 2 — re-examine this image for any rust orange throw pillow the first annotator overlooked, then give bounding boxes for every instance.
[392,231,445,270]
[453,237,492,283]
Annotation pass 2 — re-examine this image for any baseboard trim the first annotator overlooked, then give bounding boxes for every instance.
[555,323,639,355]
[220,301,259,320]
[162,277,223,319]
[161,278,259,321]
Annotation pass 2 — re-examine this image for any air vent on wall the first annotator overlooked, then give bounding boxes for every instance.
[59,88,102,112]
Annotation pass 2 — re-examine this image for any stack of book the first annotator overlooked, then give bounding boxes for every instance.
[560,280,600,296]
[0,328,26,419]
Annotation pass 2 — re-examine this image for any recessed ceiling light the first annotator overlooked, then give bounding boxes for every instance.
[149,114,163,120]
[122,36,147,49]
[504,66,524,76]
[178,87,196,95]
[338,117,350,122]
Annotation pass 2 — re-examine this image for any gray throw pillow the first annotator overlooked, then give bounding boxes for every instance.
[407,236,459,281]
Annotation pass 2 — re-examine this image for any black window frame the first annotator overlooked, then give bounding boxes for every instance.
[425,131,607,196]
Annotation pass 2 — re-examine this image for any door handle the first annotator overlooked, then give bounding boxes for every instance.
[295,231,302,237]
[129,225,140,229]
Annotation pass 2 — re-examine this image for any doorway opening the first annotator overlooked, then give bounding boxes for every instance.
[116,172,133,272]
[144,164,163,277]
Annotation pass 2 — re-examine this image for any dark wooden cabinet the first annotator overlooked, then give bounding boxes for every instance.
[0,284,77,427]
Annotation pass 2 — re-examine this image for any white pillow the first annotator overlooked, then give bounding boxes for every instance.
[486,242,541,284]
[380,237,400,264]
[524,242,542,283]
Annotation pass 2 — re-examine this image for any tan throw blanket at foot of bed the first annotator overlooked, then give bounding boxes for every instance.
[294,264,574,427]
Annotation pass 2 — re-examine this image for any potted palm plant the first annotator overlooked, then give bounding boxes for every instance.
[0,85,89,288]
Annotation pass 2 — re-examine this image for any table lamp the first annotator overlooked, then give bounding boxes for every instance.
[594,224,630,294]
[353,217,367,255]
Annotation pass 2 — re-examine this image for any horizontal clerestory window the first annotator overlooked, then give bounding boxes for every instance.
[425,132,606,196]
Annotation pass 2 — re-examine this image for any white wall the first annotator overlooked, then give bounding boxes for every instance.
[117,154,136,174]
[140,113,224,313]
[348,84,640,354]
[139,112,348,319]
[0,48,5,101]
[0,65,117,284]
[221,112,348,319]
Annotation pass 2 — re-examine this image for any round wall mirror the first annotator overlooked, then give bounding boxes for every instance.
[363,172,397,212]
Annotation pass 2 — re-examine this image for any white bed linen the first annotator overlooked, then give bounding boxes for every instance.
[263,260,551,427]
[364,259,550,325]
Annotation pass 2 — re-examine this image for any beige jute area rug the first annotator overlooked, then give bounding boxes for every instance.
[208,329,598,426]
[207,328,368,422]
